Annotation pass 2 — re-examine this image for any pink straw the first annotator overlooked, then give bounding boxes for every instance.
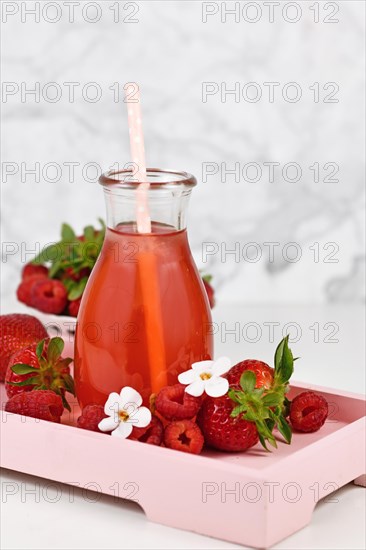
[125,83,151,233]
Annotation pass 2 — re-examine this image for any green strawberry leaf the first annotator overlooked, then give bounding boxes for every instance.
[11,364,39,375]
[202,274,213,284]
[277,414,292,444]
[262,392,284,407]
[274,335,294,384]
[61,374,76,395]
[49,259,64,278]
[83,225,95,241]
[32,243,62,265]
[36,339,45,359]
[68,277,88,300]
[240,370,256,393]
[61,223,76,242]
[8,376,40,387]
[47,337,64,363]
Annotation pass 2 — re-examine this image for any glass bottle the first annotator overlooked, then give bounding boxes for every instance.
[74,169,213,407]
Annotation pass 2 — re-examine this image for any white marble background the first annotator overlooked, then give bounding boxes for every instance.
[1,0,365,306]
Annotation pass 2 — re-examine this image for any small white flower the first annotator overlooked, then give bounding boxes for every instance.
[178,357,231,398]
[98,386,152,438]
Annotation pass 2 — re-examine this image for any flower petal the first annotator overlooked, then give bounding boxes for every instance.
[191,360,214,372]
[119,386,142,409]
[98,416,119,432]
[205,376,229,398]
[130,406,152,428]
[104,392,122,416]
[178,369,198,385]
[185,379,205,397]
[111,422,133,439]
[212,357,232,377]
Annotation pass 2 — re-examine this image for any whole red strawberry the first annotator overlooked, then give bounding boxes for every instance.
[197,395,259,452]
[198,336,296,452]
[5,337,75,411]
[77,404,107,432]
[226,360,274,390]
[130,415,164,445]
[155,383,202,421]
[164,420,204,454]
[5,390,64,422]
[202,276,215,308]
[0,314,48,381]
[31,279,68,314]
[290,391,328,433]
[22,264,49,280]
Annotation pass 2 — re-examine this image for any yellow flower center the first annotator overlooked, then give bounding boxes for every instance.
[200,372,212,381]
[119,410,130,422]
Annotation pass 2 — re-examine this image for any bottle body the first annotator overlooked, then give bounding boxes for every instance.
[75,221,213,408]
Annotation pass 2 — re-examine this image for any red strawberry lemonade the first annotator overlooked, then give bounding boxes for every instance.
[75,222,213,408]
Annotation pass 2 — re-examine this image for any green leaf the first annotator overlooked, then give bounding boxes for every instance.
[36,340,45,359]
[277,414,292,444]
[240,370,256,393]
[274,335,294,384]
[49,259,64,278]
[11,364,38,375]
[8,376,40,387]
[262,392,284,407]
[202,274,213,284]
[83,225,95,241]
[67,277,88,300]
[32,243,62,265]
[47,337,64,363]
[61,223,76,242]
[62,374,76,396]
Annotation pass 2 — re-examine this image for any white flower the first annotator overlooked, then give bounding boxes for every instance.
[178,357,231,397]
[98,386,152,438]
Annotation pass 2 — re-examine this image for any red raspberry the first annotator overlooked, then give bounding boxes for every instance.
[62,267,91,282]
[31,279,68,314]
[226,359,274,390]
[290,391,328,433]
[129,415,164,445]
[68,297,82,317]
[17,275,46,306]
[155,383,202,421]
[22,264,49,280]
[5,390,64,422]
[164,420,204,454]
[77,404,107,432]
[197,395,259,452]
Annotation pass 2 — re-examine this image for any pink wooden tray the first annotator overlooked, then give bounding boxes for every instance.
[1,381,365,549]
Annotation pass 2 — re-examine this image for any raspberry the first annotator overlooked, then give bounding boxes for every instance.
[68,297,82,317]
[290,391,328,433]
[164,420,204,454]
[5,390,64,422]
[22,264,49,280]
[77,404,106,432]
[155,383,202,421]
[31,279,68,314]
[197,395,259,452]
[63,267,91,282]
[129,415,164,445]
[17,275,46,306]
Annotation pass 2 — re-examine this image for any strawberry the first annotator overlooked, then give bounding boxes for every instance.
[68,297,82,317]
[0,314,48,381]
[129,415,164,445]
[198,337,295,451]
[77,404,107,432]
[5,337,75,411]
[5,390,64,423]
[30,279,68,314]
[197,395,259,452]
[226,360,274,390]
[289,391,328,433]
[164,420,204,454]
[202,275,215,308]
[155,383,202,421]
[22,264,49,280]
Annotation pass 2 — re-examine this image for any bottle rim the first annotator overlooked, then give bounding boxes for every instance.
[99,168,197,189]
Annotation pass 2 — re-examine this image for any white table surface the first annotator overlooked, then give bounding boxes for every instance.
[1,304,365,550]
